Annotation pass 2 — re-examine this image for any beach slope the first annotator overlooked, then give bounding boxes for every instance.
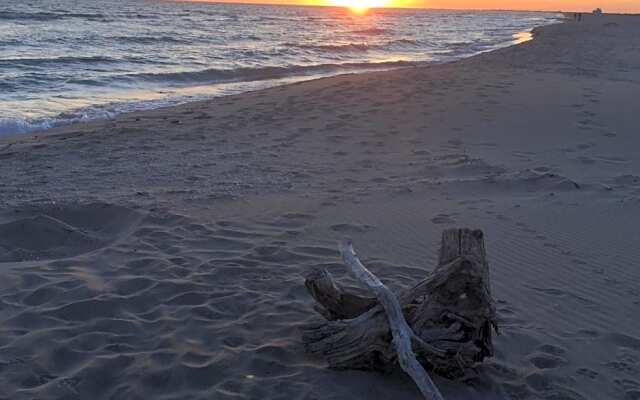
[1,14,640,400]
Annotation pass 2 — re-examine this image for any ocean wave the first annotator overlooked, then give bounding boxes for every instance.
[290,39,420,53]
[125,61,415,85]
[295,43,373,52]
[392,39,421,46]
[0,4,562,137]
[0,39,21,46]
[350,28,391,35]
[0,11,61,21]
[0,56,119,67]
[447,41,474,48]
[0,60,417,136]
[0,109,110,137]
[110,35,191,45]
[0,11,106,22]
[0,118,57,137]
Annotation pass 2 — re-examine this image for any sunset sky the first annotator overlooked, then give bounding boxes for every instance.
[188,0,640,13]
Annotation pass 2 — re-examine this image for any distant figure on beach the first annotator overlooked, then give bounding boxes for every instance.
[593,8,603,15]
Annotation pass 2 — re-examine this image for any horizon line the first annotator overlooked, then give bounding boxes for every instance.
[175,0,639,14]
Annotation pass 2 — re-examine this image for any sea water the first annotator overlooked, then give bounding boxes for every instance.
[0,0,561,135]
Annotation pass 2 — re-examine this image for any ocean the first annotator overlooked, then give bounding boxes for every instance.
[0,0,561,136]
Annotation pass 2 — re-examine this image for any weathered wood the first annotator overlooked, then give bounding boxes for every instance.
[338,240,445,400]
[438,228,487,265]
[304,268,376,320]
[303,307,394,370]
[302,228,498,384]
[409,228,497,371]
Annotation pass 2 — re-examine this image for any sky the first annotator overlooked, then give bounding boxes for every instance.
[414,0,639,12]
[188,0,640,13]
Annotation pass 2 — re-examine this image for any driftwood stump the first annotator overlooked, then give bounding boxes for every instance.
[302,228,498,397]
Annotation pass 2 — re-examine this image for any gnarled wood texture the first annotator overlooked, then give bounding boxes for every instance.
[338,241,444,400]
[304,268,376,320]
[302,228,497,387]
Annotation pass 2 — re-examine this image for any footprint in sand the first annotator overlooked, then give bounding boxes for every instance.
[526,344,568,369]
[431,214,455,225]
[330,223,373,234]
[576,142,595,150]
[613,378,640,400]
[607,332,640,351]
[412,149,430,156]
[576,367,599,379]
[269,213,315,229]
[527,352,568,369]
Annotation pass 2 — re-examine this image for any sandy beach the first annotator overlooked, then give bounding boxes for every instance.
[1,13,640,400]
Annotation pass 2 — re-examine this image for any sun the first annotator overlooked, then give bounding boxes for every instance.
[329,0,390,13]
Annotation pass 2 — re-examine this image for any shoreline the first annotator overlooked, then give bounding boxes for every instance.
[2,13,640,400]
[0,17,559,141]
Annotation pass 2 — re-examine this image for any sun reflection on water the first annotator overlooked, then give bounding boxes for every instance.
[329,0,391,14]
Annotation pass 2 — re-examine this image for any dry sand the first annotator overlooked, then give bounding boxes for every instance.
[1,13,640,400]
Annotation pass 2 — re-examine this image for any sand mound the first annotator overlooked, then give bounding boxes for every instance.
[0,215,98,261]
[0,203,142,262]
[486,169,581,192]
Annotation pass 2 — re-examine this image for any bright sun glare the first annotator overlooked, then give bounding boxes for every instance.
[329,0,390,13]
